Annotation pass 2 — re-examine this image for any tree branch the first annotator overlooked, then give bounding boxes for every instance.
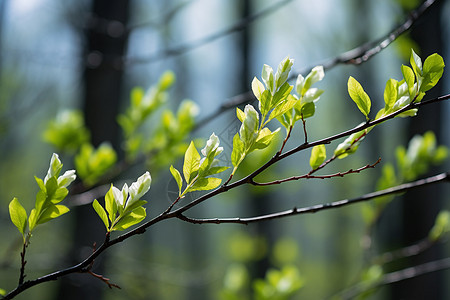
[125,0,296,65]
[195,0,438,128]
[174,172,449,225]
[336,257,450,300]
[251,158,381,186]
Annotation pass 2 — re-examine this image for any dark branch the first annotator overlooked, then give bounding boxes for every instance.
[125,0,296,65]
[337,257,450,300]
[175,172,449,225]
[195,0,438,127]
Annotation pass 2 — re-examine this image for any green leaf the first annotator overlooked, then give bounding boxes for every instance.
[236,107,245,123]
[270,82,293,110]
[252,77,265,101]
[37,204,69,225]
[28,209,37,232]
[189,177,222,192]
[261,64,274,93]
[105,185,117,223]
[9,198,28,236]
[251,127,280,151]
[202,166,229,177]
[421,53,445,92]
[112,207,146,231]
[348,76,371,119]
[410,49,422,78]
[383,79,398,111]
[34,190,47,215]
[122,200,147,216]
[401,65,415,98]
[170,165,183,194]
[93,199,109,231]
[274,56,294,90]
[309,145,327,170]
[429,210,450,241]
[299,102,315,119]
[259,89,272,117]
[35,176,46,192]
[231,133,245,170]
[183,141,201,184]
[267,96,297,123]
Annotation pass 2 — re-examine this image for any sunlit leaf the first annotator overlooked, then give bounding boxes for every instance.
[421,53,445,92]
[309,145,327,170]
[170,165,183,194]
[93,199,109,231]
[9,198,27,236]
[112,207,146,231]
[189,177,222,192]
[348,76,371,119]
[183,141,201,184]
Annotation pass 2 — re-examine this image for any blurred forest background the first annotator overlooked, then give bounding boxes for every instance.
[0,0,449,299]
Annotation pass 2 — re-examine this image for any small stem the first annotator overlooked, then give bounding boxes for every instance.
[18,241,28,285]
[301,117,308,143]
[278,125,293,154]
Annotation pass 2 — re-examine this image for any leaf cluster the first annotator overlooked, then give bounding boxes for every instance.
[9,153,76,241]
[93,172,152,232]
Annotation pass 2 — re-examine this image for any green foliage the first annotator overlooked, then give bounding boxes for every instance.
[253,266,304,300]
[92,172,151,232]
[348,76,371,120]
[309,144,327,170]
[277,65,325,130]
[9,153,76,239]
[43,110,90,153]
[170,133,228,197]
[361,131,448,226]
[117,71,175,138]
[117,71,198,167]
[74,143,117,186]
[428,210,450,242]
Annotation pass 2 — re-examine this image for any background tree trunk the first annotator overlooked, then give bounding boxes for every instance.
[56,1,130,299]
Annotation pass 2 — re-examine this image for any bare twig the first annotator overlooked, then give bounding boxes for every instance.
[336,257,450,300]
[87,271,121,289]
[125,0,296,65]
[251,158,381,186]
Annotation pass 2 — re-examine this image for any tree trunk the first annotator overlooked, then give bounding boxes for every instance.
[57,1,130,299]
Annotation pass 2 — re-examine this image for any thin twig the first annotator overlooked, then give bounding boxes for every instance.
[125,0,296,65]
[251,158,381,186]
[87,271,121,289]
[336,257,450,300]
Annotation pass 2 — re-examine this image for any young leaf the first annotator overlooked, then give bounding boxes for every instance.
[309,145,326,170]
[231,133,245,170]
[36,204,70,225]
[189,177,222,192]
[410,49,422,78]
[112,207,146,231]
[401,65,415,97]
[183,141,201,184]
[105,185,117,223]
[348,76,371,119]
[421,53,445,92]
[9,198,28,236]
[274,56,294,90]
[236,107,245,122]
[270,82,293,109]
[170,165,183,194]
[93,199,109,231]
[251,128,280,151]
[28,209,38,232]
[267,96,297,124]
[261,64,274,93]
[252,77,265,101]
[383,78,398,111]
